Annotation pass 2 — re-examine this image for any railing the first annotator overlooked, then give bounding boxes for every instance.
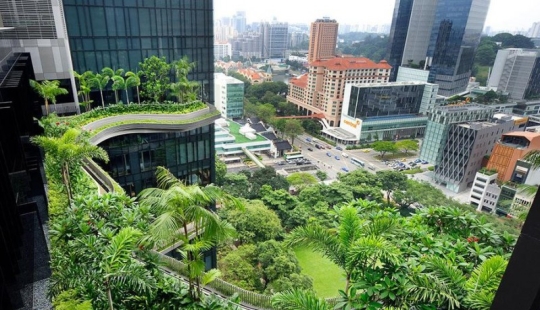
[155,250,340,310]
[82,158,124,194]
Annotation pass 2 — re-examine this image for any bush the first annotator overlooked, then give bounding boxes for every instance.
[427,166,434,171]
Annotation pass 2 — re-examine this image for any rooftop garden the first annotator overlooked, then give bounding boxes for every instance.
[479,167,498,176]
[228,121,268,143]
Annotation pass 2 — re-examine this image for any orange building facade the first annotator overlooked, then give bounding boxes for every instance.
[487,131,540,181]
[308,18,339,63]
[287,56,391,126]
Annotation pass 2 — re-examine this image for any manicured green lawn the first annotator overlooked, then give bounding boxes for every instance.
[293,246,345,298]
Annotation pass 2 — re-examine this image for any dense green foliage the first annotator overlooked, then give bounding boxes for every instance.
[338,35,389,62]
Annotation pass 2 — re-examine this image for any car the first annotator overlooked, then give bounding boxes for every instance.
[414,159,422,163]
[307,147,313,151]
[306,138,312,142]
[336,146,343,151]
[335,156,340,160]
[342,152,349,158]
[341,167,349,172]
[315,144,322,149]
[421,160,429,164]
[410,163,417,167]
[326,152,332,157]
[326,145,332,149]
[296,161,304,165]
[277,161,286,165]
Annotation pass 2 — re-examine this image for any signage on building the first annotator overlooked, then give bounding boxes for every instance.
[340,115,362,140]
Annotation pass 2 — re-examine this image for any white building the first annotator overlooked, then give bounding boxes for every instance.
[214,73,244,119]
[214,42,232,60]
[470,170,501,213]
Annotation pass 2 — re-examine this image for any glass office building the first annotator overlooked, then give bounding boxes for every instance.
[63,0,214,103]
[426,0,490,96]
[387,0,414,81]
[97,127,215,195]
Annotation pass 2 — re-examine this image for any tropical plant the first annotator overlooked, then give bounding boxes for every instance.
[31,128,109,203]
[463,255,508,310]
[29,79,69,115]
[139,56,171,102]
[102,68,125,104]
[138,166,241,300]
[271,289,330,310]
[170,56,199,103]
[112,75,129,104]
[89,73,111,108]
[73,71,95,111]
[125,71,142,104]
[524,150,540,169]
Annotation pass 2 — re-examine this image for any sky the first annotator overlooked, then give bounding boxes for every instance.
[214,0,540,33]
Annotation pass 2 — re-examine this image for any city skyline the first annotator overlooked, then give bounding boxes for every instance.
[214,0,540,33]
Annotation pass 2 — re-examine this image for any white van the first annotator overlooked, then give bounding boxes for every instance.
[341,152,349,158]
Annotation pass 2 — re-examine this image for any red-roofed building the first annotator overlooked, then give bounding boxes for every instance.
[287,56,392,126]
[236,68,272,84]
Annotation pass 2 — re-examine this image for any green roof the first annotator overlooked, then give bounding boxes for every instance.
[228,121,267,143]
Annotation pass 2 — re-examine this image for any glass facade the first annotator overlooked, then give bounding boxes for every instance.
[63,0,214,102]
[225,83,244,118]
[97,126,215,195]
[346,84,426,118]
[427,0,490,96]
[387,0,414,81]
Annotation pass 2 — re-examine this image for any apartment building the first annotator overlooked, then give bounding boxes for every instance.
[214,42,232,60]
[470,170,501,213]
[308,17,338,63]
[214,73,244,119]
[287,56,391,126]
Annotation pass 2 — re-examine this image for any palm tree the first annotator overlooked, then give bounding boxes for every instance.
[73,71,95,111]
[31,128,109,203]
[102,68,124,104]
[89,73,110,108]
[125,71,141,104]
[138,166,240,300]
[29,79,69,115]
[170,56,200,103]
[285,203,401,291]
[271,289,330,310]
[463,255,508,310]
[111,75,128,104]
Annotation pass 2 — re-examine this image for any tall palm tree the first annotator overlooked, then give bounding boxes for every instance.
[125,71,142,105]
[138,166,240,300]
[285,203,401,291]
[170,56,199,103]
[102,68,124,104]
[31,128,109,203]
[29,79,68,115]
[111,75,128,104]
[73,71,95,111]
[89,73,110,108]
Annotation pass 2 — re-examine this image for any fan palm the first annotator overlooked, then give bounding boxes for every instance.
[285,204,401,291]
[125,71,142,104]
[29,79,68,115]
[31,128,109,203]
[138,166,241,300]
[89,73,110,108]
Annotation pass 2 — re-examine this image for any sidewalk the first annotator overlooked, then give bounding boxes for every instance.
[410,171,472,204]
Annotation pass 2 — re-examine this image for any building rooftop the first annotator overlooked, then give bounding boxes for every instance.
[350,80,435,88]
[227,121,267,143]
[274,140,293,151]
[214,72,244,84]
[502,131,540,142]
[310,56,392,71]
[289,74,308,88]
[433,104,493,113]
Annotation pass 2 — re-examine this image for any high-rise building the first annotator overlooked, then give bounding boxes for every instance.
[487,131,540,182]
[308,17,338,63]
[232,11,247,34]
[261,21,288,59]
[528,22,540,38]
[214,73,244,119]
[488,48,540,100]
[287,56,391,126]
[387,0,490,96]
[419,105,494,165]
[214,42,232,61]
[433,115,526,193]
[0,0,78,112]
[62,0,215,103]
[231,32,263,59]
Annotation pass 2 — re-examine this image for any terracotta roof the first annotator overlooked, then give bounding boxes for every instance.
[289,74,308,88]
[503,131,540,141]
[310,56,392,70]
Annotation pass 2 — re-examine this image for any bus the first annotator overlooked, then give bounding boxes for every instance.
[284,151,304,160]
[350,157,365,167]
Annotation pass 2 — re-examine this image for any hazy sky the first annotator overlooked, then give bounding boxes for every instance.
[214,0,540,32]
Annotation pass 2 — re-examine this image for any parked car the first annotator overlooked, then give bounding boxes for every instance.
[306,138,312,142]
[341,167,349,172]
[414,159,422,163]
[307,147,313,151]
[335,156,340,160]
[421,160,429,164]
[336,146,343,151]
[315,144,322,149]
[342,152,349,158]
[326,152,332,157]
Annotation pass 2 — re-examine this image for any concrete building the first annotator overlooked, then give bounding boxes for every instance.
[214,42,232,61]
[236,68,272,84]
[487,131,540,182]
[214,73,244,119]
[387,0,490,96]
[0,0,78,113]
[470,170,501,213]
[289,31,308,49]
[434,115,527,193]
[261,21,288,59]
[287,56,391,127]
[420,105,495,165]
[308,17,338,63]
[512,100,540,116]
[511,159,540,186]
[231,32,263,60]
[329,81,439,143]
[488,49,540,100]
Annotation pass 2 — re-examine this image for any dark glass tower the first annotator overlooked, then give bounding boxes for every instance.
[62,0,214,103]
[426,0,490,96]
[387,0,414,81]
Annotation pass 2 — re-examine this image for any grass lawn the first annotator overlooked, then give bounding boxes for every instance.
[294,246,345,298]
[374,151,417,161]
[402,167,424,174]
